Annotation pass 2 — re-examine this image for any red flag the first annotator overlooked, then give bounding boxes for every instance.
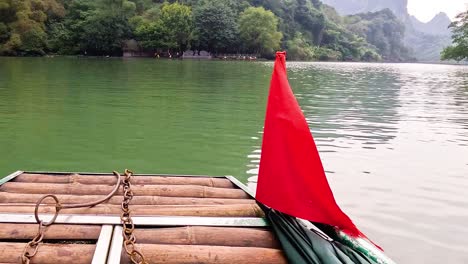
[256,51,367,239]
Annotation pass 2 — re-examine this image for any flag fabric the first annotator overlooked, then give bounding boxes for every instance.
[256,51,368,239]
[263,208,381,264]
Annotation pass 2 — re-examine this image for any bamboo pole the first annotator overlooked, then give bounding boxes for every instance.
[121,244,287,264]
[0,242,95,264]
[0,192,254,205]
[15,174,235,188]
[0,223,101,240]
[133,226,280,248]
[0,204,264,217]
[0,182,249,199]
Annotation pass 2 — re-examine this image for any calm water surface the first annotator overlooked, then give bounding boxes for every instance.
[1,57,467,263]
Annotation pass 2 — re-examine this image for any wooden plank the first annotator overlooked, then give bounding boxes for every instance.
[15,174,236,188]
[0,223,101,240]
[0,204,264,217]
[0,193,254,205]
[92,225,113,264]
[120,244,288,264]
[0,214,270,226]
[0,171,23,186]
[0,242,95,263]
[0,182,249,198]
[133,226,280,248]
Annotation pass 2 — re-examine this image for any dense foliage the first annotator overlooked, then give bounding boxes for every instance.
[191,0,239,54]
[0,0,412,61]
[441,10,468,61]
[239,7,282,57]
[0,0,65,55]
[344,9,409,61]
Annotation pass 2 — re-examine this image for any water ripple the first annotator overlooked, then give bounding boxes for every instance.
[247,62,468,264]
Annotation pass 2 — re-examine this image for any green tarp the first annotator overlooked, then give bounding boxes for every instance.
[264,208,380,264]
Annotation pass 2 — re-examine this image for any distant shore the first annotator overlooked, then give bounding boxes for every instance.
[1,55,465,65]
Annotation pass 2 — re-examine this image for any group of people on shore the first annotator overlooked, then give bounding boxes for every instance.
[219,55,257,60]
[152,51,258,60]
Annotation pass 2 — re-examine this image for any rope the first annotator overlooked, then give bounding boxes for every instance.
[22,170,124,263]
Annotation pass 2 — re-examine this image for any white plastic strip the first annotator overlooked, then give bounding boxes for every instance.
[22,171,226,178]
[225,176,256,198]
[107,226,123,264]
[92,225,113,264]
[0,214,269,226]
[0,171,23,185]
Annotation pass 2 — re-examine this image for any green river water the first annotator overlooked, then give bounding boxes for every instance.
[1,57,467,263]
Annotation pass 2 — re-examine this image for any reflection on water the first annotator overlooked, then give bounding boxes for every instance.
[0,58,272,178]
[0,58,467,263]
[247,62,468,264]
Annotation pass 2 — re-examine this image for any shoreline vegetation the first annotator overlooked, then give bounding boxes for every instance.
[0,0,464,62]
[3,55,466,66]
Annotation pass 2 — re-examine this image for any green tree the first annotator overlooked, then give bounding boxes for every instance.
[47,0,94,54]
[0,0,65,55]
[286,32,315,60]
[1,0,414,61]
[158,2,192,54]
[129,0,153,14]
[192,0,238,54]
[80,12,132,55]
[238,6,282,56]
[249,0,298,42]
[134,20,165,50]
[0,22,8,43]
[441,10,468,61]
[295,0,325,45]
[48,0,134,55]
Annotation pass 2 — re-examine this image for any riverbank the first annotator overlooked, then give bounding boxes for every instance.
[3,55,465,65]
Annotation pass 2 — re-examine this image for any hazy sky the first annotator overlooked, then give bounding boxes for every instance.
[408,0,467,22]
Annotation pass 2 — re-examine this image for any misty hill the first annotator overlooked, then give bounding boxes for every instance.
[404,30,452,61]
[410,12,451,36]
[321,0,452,61]
[405,12,452,60]
[321,0,450,35]
[342,8,409,61]
[249,0,410,61]
[321,0,408,19]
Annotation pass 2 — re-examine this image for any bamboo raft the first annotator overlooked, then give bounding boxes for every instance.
[0,171,287,264]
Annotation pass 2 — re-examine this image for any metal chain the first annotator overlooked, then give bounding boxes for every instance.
[21,170,148,263]
[119,169,148,264]
[21,171,122,264]
[21,222,46,264]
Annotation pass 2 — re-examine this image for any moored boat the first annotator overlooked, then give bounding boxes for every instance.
[0,170,395,264]
[0,170,286,264]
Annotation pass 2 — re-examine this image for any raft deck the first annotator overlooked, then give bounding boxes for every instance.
[0,171,287,264]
